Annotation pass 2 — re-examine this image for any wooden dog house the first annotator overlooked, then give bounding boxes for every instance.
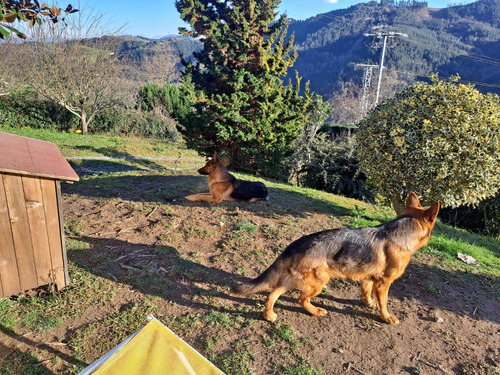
[0,131,79,298]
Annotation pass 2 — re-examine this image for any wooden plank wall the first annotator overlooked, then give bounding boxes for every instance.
[41,179,67,289]
[0,174,21,297]
[0,173,67,298]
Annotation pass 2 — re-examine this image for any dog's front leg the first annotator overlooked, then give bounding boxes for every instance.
[374,279,399,324]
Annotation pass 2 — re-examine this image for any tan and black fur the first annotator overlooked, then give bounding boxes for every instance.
[233,192,440,324]
[185,152,268,203]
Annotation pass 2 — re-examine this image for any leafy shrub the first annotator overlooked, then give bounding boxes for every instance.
[0,94,180,141]
[93,108,180,141]
[285,96,371,202]
[287,133,373,202]
[357,74,500,213]
[440,195,500,238]
[0,94,77,131]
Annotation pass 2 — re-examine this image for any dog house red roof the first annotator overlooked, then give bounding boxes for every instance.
[0,131,79,182]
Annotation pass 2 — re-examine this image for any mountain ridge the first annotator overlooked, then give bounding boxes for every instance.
[286,0,500,97]
[118,0,500,98]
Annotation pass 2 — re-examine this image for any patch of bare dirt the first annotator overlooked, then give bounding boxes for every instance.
[8,172,498,374]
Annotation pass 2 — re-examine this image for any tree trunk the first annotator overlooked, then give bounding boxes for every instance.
[391,194,406,216]
[81,111,88,135]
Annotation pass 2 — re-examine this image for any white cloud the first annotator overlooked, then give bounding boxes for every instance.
[324,0,339,3]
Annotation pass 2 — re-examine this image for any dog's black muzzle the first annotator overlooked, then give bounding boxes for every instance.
[198,168,209,175]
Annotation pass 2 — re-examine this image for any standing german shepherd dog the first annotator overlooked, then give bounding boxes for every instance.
[233,192,439,324]
[185,152,269,203]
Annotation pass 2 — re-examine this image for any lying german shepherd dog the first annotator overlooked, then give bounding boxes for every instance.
[185,152,269,203]
[233,192,439,324]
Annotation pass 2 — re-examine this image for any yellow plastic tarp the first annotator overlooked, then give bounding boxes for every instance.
[93,318,224,375]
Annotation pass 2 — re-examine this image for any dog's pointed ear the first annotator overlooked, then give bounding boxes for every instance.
[405,192,420,209]
[425,201,440,222]
[213,151,218,161]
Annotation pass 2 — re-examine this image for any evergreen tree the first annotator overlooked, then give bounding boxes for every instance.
[137,82,190,119]
[175,0,321,173]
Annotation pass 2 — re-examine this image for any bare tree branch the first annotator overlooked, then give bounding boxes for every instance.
[18,5,126,134]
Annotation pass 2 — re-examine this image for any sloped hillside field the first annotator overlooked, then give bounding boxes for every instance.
[1,163,499,374]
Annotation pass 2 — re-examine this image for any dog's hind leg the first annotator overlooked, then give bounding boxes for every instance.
[360,279,375,308]
[264,275,295,322]
[185,193,214,202]
[297,268,329,318]
[264,285,290,322]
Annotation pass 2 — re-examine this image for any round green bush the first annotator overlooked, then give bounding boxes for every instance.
[357,74,500,212]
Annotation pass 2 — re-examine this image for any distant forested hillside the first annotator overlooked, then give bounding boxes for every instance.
[116,35,202,82]
[287,0,500,98]
[123,0,500,100]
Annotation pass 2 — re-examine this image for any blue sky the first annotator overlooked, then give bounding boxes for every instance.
[83,0,474,39]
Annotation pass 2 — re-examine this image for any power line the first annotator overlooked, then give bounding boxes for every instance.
[284,11,333,27]
[283,0,500,68]
[390,68,500,89]
[402,38,500,68]
[282,0,500,91]
[283,0,339,22]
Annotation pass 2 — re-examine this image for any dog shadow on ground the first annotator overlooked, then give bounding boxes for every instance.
[68,236,378,322]
[61,169,499,325]
[69,236,500,326]
[63,173,362,220]
[0,324,88,372]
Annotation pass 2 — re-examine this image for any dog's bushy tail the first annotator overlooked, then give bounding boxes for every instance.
[232,258,285,297]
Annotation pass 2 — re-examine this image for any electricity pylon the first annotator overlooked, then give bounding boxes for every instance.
[356,63,378,114]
